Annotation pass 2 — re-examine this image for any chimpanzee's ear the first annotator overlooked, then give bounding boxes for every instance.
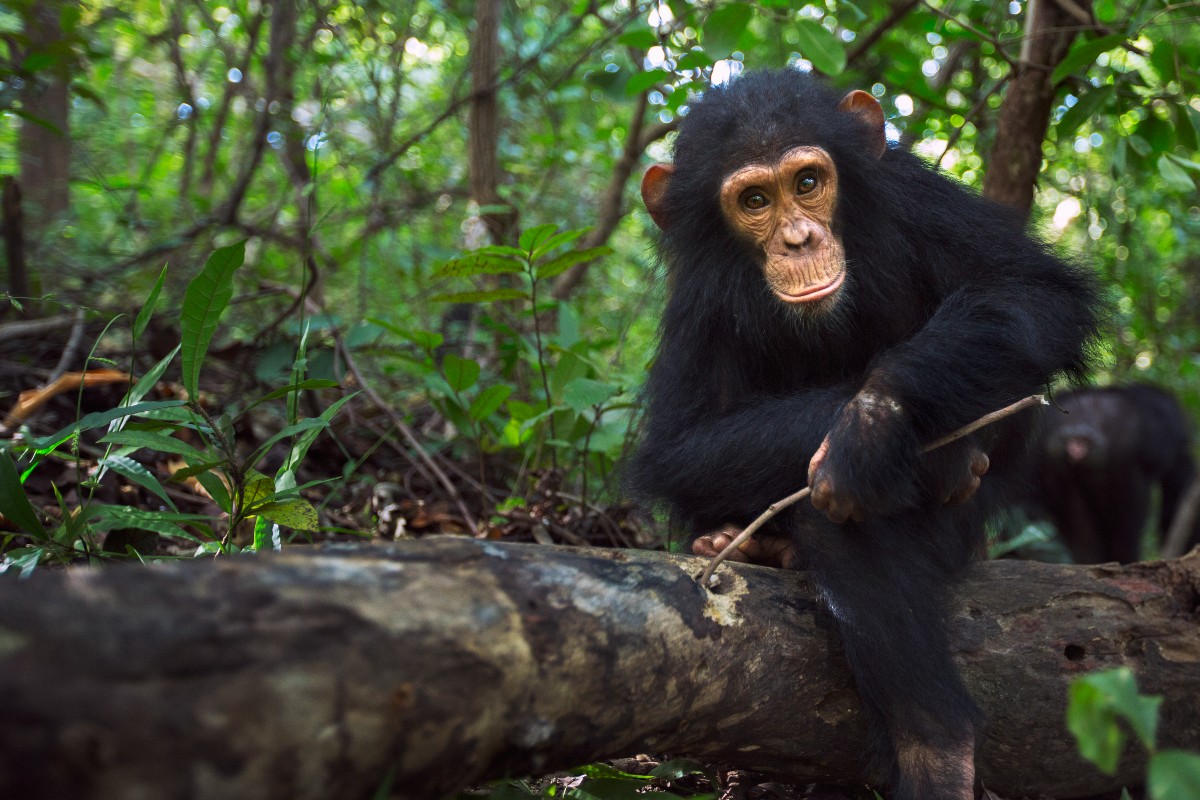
[838,90,887,160]
[641,164,675,230]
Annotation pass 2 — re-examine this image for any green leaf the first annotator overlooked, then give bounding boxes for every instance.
[625,69,670,96]
[794,20,847,76]
[617,30,658,49]
[1148,751,1200,800]
[469,384,513,421]
[249,418,331,467]
[1051,34,1127,85]
[99,430,210,461]
[443,354,481,392]
[118,345,181,418]
[1128,134,1152,157]
[0,450,47,537]
[1056,85,1114,138]
[180,241,246,400]
[280,392,357,474]
[1158,154,1197,192]
[532,227,590,261]
[31,400,188,451]
[252,515,275,551]
[88,506,210,541]
[98,456,177,511]
[241,380,341,415]
[434,252,525,277]
[133,264,168,341]
[703,3,753,59]
[676,50,714,70]
[1187,105,1200,145]
[255,498,319,531]
[519,223,558,253]
[241,471,277,511]
[1168,154,1200,174]
[194,470,232,513]
[536,246,612,281]
[563,378,618,413]
[430,289,527,303]
[1067,681,1125,774]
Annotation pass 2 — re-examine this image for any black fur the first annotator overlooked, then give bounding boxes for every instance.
[1036,384,1197,563]
[629,70,1100,800]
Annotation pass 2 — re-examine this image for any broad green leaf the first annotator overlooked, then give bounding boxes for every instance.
[443,354,481,392]
[536,246,612,280]
[252,516,275,550]
[1188,105,1200,144]
[366,319,444,351]
[88,506,210,541]
[31,400,187,451]
[1168,154,1200,174]
[1128,134,1152,157]
[1056,85,1114,138]
[434,252,525,278]
[430,289,527,303]
[617,30,658,49]
[180,241,246,399]
[1067,683,1124,774]
[241,471,277,511]
[469,384,513,421]
[1158,154,1197,192]
[794,20,847,76]
[1051,34,1127,85]
[194,470,232,513]
[100,430,209,461]
[563,378,618,413]
[1148,751,1200,800]
[133,264,168,340]
[118,345,181,417]
[532,227,590,261]
[703,3,753,59]
[676,50,714,70]
[0,450,46,537]
[626,69,670,96]
[255,498,319,531]
[99,456,177,510]
[518,223,558,253]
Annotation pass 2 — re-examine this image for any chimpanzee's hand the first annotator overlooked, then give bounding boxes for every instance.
[808,391,922,523]
[692,525,795,568]
[918,437,990,506]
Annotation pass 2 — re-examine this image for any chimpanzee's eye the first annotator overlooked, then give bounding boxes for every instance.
[742,191,769,210]
[796,171,819,195]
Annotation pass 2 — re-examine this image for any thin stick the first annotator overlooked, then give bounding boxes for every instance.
[697,393,1047,588]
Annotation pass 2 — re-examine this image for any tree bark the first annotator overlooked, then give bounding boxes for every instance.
[18,1,71,228]
[2,176,27,303]
[467,0,513,245]
[1,539,1197,800]
[982,0,1089,215]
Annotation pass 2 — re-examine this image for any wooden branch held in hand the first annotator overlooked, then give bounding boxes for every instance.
[696,393,1048,587]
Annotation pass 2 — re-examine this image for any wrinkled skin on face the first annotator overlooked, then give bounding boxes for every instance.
[718,146,845,304]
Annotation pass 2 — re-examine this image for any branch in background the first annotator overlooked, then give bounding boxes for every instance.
[846,0,921,64]
[981,0,1088,215]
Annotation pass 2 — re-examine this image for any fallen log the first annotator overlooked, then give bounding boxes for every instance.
[0,538,1197,800]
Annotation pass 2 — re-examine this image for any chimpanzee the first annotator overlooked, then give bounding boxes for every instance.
[1036,384,1197,563]
[628,70,1099,800]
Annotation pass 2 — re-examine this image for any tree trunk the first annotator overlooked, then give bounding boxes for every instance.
[18,1,71,225]
[467,0,513,245]
[2,176,27,304]
[1,539,1197,800]
[982,0,1089,215]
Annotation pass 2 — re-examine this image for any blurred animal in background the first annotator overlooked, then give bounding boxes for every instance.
[1035,384,1199,563]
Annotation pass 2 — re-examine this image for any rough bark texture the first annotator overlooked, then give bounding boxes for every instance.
[467,0,513,244]
[1,540,1197,800]
[18,0,71,228]
[982,0,1088,214]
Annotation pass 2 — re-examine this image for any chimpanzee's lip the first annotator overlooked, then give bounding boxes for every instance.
[774,269,845,303]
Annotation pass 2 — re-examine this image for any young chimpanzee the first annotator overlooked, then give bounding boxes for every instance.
[1036,384,1197,563]
[629,70,1099,800]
